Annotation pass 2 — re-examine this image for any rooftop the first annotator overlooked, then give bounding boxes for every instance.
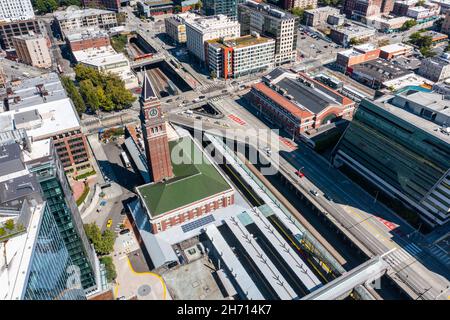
[379,43,413,53]
[185,14,240,33]
[365,98,450,143]
[422,30,449,40]
[1,72,67,110]
[208,34,274,49]
[332,23,376,36]
[241,0,296,20]
[352,58,412,82]
[72,45,117,63]
[65,28,109,42]
[137,136,232,218]
[54,8,116,21]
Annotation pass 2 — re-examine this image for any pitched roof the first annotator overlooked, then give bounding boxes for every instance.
[141,72,156,102]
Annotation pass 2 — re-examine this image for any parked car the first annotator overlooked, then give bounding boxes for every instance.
[295,170,305,178]
[106,219,113,228]
[119,229,130,235]
[310,190,319,197]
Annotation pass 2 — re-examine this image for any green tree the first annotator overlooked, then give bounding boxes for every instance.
[97,229,116,255]
[79,79,101,112]
[291,7,305,21]
[4,219,15,231]
[420,46,436,57]
[61,76,86,114]
[194,0,202,10]
[416,0,425,6]
[100,256,117,282]
[174,5,182,13]
[34,0,58,14]
[84,223,116,255]
[401,19,417,31]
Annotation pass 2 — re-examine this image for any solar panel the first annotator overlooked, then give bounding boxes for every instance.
[181,214,215,233]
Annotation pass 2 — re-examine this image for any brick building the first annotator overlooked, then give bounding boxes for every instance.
[247,68,356,138]
[65,29,111,52]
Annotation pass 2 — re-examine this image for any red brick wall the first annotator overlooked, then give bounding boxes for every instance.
[69,37,111,52]
[151,194,234,233]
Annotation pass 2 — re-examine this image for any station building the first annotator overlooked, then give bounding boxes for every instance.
[247,68,356,138]
[133,74,235,234]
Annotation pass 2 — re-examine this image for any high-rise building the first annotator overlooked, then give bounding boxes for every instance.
[332,96,450,227]
[206,34,275,79]
[140,73,174,183]
[238,1,299,65]
[12,32,52,69]
[0,19,43,51]
[185,14,241,62]
[0,0,34,23]
[342,0,394,20]
[204,0,246,19]
[0,140,87,300]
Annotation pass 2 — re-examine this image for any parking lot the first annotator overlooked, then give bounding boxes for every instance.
[297,28,341,60]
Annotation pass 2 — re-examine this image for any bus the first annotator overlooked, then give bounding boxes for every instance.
[121,151,131,168]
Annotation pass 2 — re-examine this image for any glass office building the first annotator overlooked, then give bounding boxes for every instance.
[29,146,97,290]
[24,204,86,300]
[332,99,450,227]
[204,0,245,18]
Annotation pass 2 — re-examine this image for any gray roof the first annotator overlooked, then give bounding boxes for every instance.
[14,109,40,126]
[352,58,412,82]
[277,78,335,114]
[0,143,25,177]
[0,173,39,205]
[124,137,151,184]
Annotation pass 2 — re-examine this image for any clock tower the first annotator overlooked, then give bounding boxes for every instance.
[140,72,173,183]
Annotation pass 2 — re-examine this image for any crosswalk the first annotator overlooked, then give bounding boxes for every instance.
[383,244,424,270]
[199,83,225,93]
[429,245,450,267]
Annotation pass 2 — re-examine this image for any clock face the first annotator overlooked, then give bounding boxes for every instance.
[148,107,159,118]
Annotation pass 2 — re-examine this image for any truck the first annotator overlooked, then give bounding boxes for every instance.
[121,151,131,168]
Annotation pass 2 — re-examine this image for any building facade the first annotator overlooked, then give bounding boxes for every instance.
[0,0,34,23]
[281,0,318,10]
[66,29,111,52]
[185,14,241,62]
[419,54,450,82]
[164,12,200,44]
[0,19,43,50]
[238,1,299,65]
[206,34,275,79]
[332,97,450,227]
[303,6,340,27]
[330,23,376,47]
[204,0,245,18]
[136,0,174,17]
[335,43,381,72]
[343,0,394,19]
[12,32,51,68]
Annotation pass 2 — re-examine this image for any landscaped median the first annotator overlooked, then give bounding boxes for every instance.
[74,170,96,181]
[76,184,90,206]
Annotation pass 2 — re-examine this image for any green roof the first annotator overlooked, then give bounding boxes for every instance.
[137,137,232,218]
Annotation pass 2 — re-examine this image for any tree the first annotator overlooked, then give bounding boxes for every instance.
[79,79,100,112]
[416,0,425,6]
[194,0,202,10]
[84,223,116,256]
[420,46,436,57]
[100,256,117,282]
[34,0,58,14]
[61,76,86,114]
[401,19,417,31]
[4,219,14,231]
[377,39,390,47]
[291,7,305,21]
[174,5,182,13]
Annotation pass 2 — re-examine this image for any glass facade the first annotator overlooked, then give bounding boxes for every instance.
[333,99,450,225]
[30,159,96,290]
[204,0,245,18]
[24,204,86,300]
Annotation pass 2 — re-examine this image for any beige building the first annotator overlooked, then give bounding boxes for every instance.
[164,12,199,44]
[12,32,51,68]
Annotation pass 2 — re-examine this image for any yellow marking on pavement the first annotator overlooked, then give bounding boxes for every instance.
[114,282,119,299]
[127,258,167,300]
[345,206,396,251]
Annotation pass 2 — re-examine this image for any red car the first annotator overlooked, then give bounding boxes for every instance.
[295,170,304,178]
